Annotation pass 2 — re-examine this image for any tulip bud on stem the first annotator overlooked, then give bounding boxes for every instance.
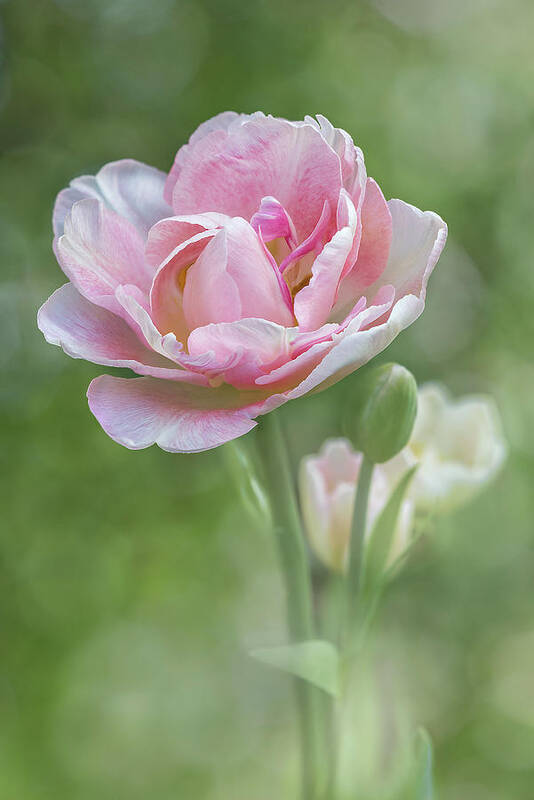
[341,364,417,659]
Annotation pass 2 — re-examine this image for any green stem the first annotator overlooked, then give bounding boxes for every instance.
[340,455,374,661]
[347,456,374,600]
[327,457,375,799]
[257,412,326,800]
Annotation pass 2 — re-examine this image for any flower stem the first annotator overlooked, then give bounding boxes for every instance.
[257,412,327,800]
[341,455,374,655]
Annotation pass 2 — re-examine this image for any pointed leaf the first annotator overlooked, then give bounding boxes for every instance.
[250,639,340,696]
[361,465,417,597]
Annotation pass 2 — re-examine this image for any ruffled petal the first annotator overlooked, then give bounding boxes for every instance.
[333,179,393,318]
[187,317,290,388]
[284,291,416,399]
[37,283,207,383]
[87,375,259,453]
[169,116,342,240]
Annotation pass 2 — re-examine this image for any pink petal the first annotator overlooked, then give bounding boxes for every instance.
[286,293,422,400]
[255,293,386,391]
[356,179,393,284]
[367,199,447,300]
[87,375,258,453]
[187,317,290,388]
[145,212,229,269]
[149,229,217,342]
[169,116,342,240]
[279,199,331,275]
[255,339,334,390]
[55,199,150,315]
[54,159,171,237]
[293,226,356,331]
[38,283,207,384]
[334,179,393,316]
[308,115,365,196]
[250,196,297,247]
[182,218,295,330]
[115,283,234,376]
[164,112,250,204]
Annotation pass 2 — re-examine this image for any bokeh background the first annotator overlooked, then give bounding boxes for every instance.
[1,0,533,797]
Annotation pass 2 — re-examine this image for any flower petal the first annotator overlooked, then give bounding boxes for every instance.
[55,199,150,314]
[54,159,171,237]
[164,112,250,204]
[87,375,258,453]
[187,317,290,388]
[367,199,447,300]
[286,292,420,400]
[250,196,297,246]
[149,229,217,342]
[169,116,342,240]
[145,212,229,269]
[37,283,206,383]
[293,225,356,331]
[182,218,295,330]
[333,179,393,318]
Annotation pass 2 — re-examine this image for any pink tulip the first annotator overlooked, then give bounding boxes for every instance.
[38,112,447,452]
[299,439,414,572]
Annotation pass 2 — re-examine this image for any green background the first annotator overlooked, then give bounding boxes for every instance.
[1,0,532,797]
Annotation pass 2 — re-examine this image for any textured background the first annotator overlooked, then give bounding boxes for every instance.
[1,0,532,797]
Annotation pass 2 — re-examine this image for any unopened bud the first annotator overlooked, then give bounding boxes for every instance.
[344,363,417,463]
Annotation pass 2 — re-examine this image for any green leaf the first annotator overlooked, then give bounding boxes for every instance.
[249,640,340,696]
[413,727,435,800]
[361,465,418,598]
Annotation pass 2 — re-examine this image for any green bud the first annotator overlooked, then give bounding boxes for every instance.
[344,363,417,463]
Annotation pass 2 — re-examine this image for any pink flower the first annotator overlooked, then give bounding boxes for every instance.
[38,112,447,453]
[299,439,414,572]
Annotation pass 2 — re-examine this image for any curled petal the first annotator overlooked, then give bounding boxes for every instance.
[250,196,297,247]
[38,283,206,383]
[279,199,331,275]
[149,229,217,341]
[145,212,229,269]
[334,179,393,317]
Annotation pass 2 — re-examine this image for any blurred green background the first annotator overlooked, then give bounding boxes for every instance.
[1,0,533,797]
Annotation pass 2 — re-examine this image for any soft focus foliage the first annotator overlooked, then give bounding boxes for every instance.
[0,0,530,798]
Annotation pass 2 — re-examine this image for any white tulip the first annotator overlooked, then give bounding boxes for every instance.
[385,383,507,511]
